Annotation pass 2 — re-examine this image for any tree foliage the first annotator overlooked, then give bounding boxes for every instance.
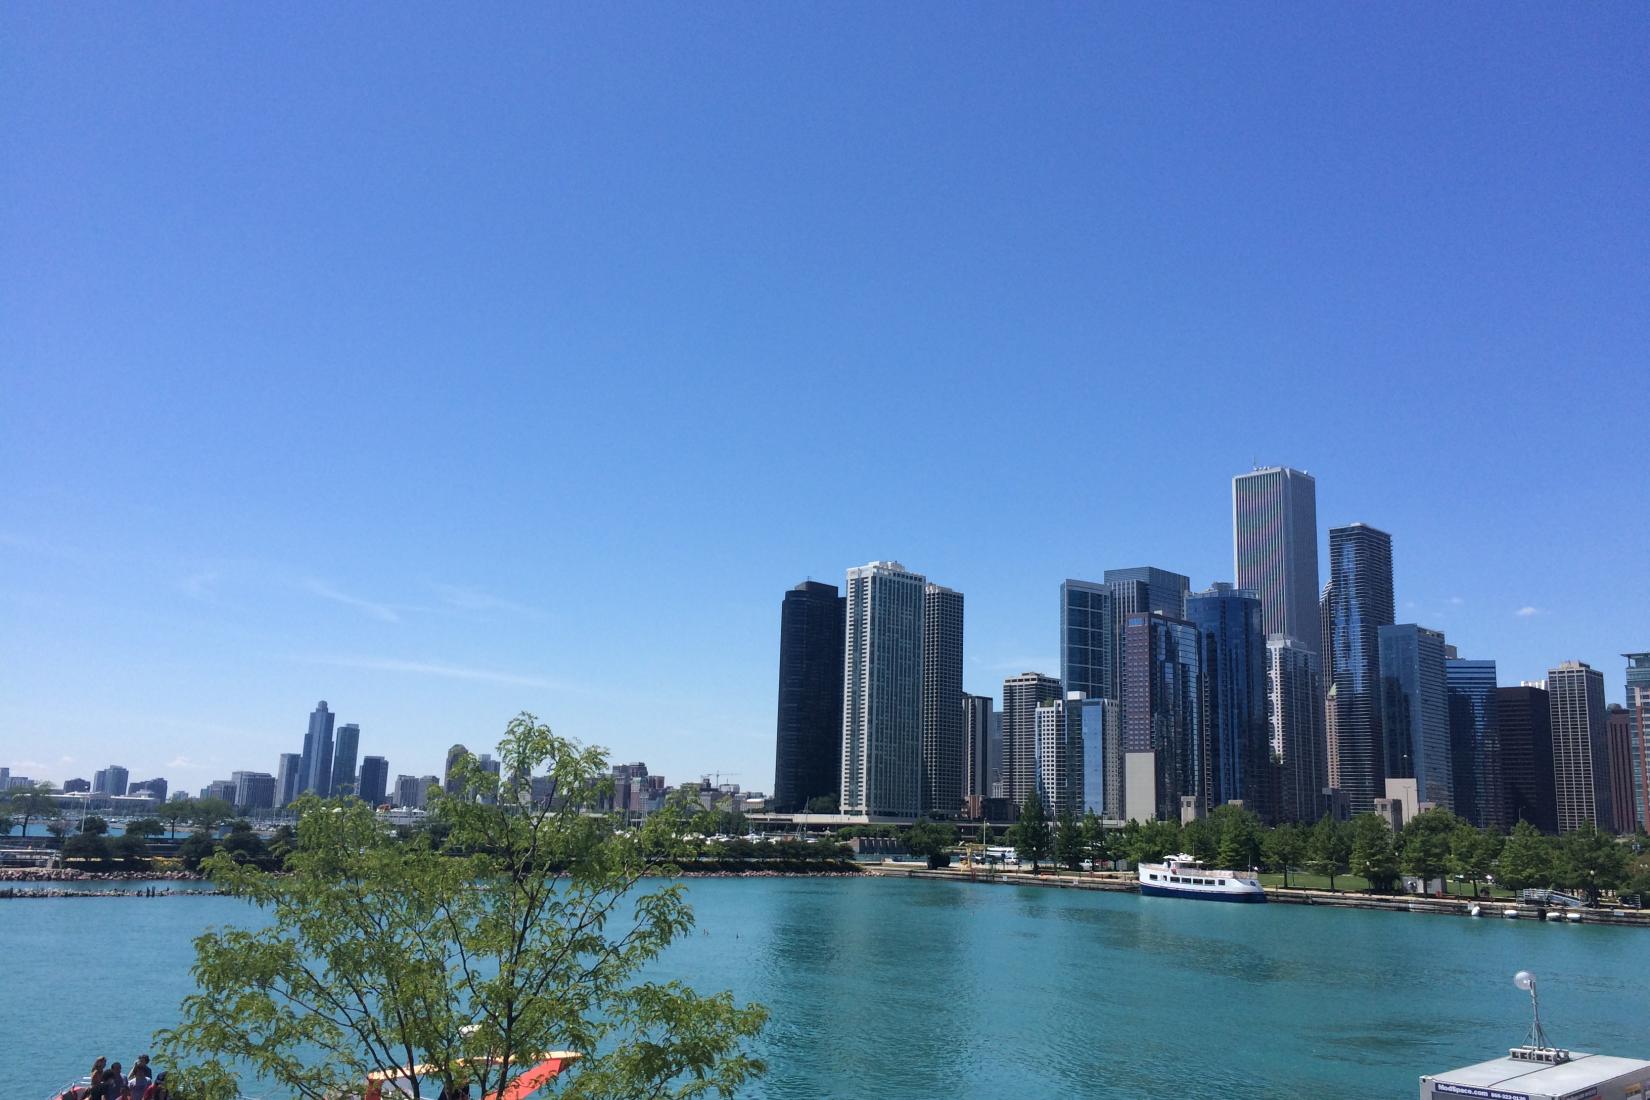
[1557,823,1628,905]
[1306,816,1350,890]
[155,714,766,1100]
[905,818,957,869]
[1007,794,1052,871]
[1494,821,1557,892]
[1348,815,1399,892]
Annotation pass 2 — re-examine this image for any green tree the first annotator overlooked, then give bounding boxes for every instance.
[1264,823,1307,888]
[175,831,221,872]
[1494,820,1557,892]
[190,798,235,833]
[125,817,165,839]
[63,832,113,866]
[905,818,957,869]
[1125,819,1180,865]
[1008,793,1052,871]
[1349,814,1400,892]
[220,821,272,869]
[82,815,110,836]
[2,782,59,837]
[0,811,13,837]
[110,833,151,868]
[1399,809,1457,891]
[1449,825,1502,897]
[803,795,838,814]
[1556,823,1628,906]
[1181,817,1218,864]
[155,714,767,1100]
[157,799,195,839]
[1306,815,1351,890]
[1211,805,1263,872]
[46,817,73,842]
[1082,812,1115,870]
[1054,811,1085,871]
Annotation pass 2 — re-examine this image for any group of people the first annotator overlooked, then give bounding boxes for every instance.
[65,1056,169,1100]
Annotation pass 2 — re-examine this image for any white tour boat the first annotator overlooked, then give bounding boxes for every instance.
[1136,853,1265,903]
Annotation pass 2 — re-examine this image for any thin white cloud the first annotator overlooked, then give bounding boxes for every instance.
[302,655,553,689]
[433,583,540,619]
[304,579,401,623]
[1515,606,1540,618]
[168,755,194,768]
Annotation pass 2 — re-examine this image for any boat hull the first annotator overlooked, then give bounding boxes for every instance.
[1139,882,1266,903]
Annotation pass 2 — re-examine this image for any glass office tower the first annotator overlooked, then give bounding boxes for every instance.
[1378,624,1453,812]
[1326,524,1394,814]
[1186,583,1271,820]
[1233,466,1321,664]
[772,580,846,813]
[1445,658,1503,829]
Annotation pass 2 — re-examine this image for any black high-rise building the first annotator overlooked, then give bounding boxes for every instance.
[1497,685,1557,833]
[772,580,846,814]
[357,755,390,806]
[1326,523,1394,815]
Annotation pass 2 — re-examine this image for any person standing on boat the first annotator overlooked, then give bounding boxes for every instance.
[141,1071,169,1100]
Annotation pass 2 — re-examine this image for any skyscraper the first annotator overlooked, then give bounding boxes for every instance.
[963,694,994,800]
[1446,658,1504,829]
[1187,583,1271,819]
[921,584,965,818]
[1267,635,1325,823]
[93,765,129,797]
[444,743,471,796]
[275,753,302,807]
[232,771,276,811]
[331,723,361,797]
[1104,566,1191,619]
[1546,661,1612,833]
[358,755,390,806]
[1497,685,1557,833]
[1075,694,1120,819]
[1034,695,1076,816]
[1326,523,1394,814]
[1626,653,1650,834]
[1233,466,1321,663]
[1002,672,1063,806]
[840,561,926,818]
[1122,612,1205,821]
[1378,624,1453,812]
[1605,706,1637,834]
[771,580,846,814]
[301,701,336,797]
[393,774,425,809]
[1061,580,1115,701]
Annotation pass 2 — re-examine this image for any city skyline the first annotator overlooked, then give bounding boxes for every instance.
[5,8,1647,790]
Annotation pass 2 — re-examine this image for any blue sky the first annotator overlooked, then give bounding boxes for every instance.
[4,6,1646,793]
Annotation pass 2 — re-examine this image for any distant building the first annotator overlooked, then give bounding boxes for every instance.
[358,755,390,806]
[232,771,276,811]
[1379,624,1453,813]
[444,744,472,796]
[1233,466,1321,664]
[1626,652,1650,833]
[301,701,336,797]
[963,694,994,801]
[1061,579,1116,701]
[92,765,130,797]
[331,723,361,797]
[1075,694,1121,819]
[840,561,926,818]
[920,583,965,818]
[1002,671,1063,807]
[393,774,426,809]
[1326,523,1395,814]
[202,778,238,803]
[1187,584,1271,819]
[1267,634,1326,824]
[127,777,168,802]
[1497,686,1557,833]
[1446,658,1504,829]
[1605,706,1637,834]
[62,777,91,794]
[1103,566,1191,620]
[276,753,302,807]
[1033,694,1077,817]
[1546,662,1612,833]
[1122,611,1204,821]
[771,580,846,814]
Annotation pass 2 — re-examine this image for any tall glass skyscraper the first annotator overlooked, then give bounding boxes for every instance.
[1122,612,1204,821]
[1326,523,1394,815]
[840,562,926,818]
[1378,624,1452,812]
[1267,635,1325,823]
[1060,579,1114,701]
[1446,658,1504,829]
[275,752,302,807]
[1186,583,1271,820]
[1076,695,1120,819]
[963,694,994,800]
[771,580,845,813]
[1546,661,1612,833]
[1497,686,1557,833]
[357,755,389,807]
[1626,652,1650,833]
[330,722,361,797]
[300,700,336,797]
[1233,466,1321,664]
[1104,566,1190,619]
[921,584,965,818]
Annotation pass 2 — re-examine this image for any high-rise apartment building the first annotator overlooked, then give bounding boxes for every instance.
[963,694,994,800]
[1233,466,1321,664]
[840,561,926,818]
[275,753,302,807]
[331,723,361,796]
[232,771,276,811]
[1378,624,1453,812]
[393,774,425,809]
[1075,694,1120,819]
[1002,672,1063,806]
[1605,706,1637,834]
[921,584,965,818]
[1497,685,1557,833]
[1187,584,1271,819]
[301,701,337,797]
[1267,635,1325,823]
[1326,523,1394,814]
[1546,662,1612,833]
[1445,658,1503,829]
[92,765,130,797]
[1626,653,1650,833]
[1061,580,1115,701]
[1122,612,1205,821]
[358,755,390,806]
[771,580,846,813]
[1033,695,1077,816]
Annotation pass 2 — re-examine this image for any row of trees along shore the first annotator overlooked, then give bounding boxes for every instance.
[910,796,1649,907]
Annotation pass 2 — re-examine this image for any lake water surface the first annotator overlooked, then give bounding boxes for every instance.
[7,876,1648,1098]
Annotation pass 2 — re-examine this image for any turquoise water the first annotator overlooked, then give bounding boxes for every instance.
[8,877,1649,1098]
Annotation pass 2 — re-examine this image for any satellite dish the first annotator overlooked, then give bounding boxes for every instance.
[1514,970,1536,991]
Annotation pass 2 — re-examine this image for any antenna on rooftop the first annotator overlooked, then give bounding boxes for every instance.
[1511,970,1567,1062]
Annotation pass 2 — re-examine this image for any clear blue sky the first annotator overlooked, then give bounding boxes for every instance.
[4,6,1646,793]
